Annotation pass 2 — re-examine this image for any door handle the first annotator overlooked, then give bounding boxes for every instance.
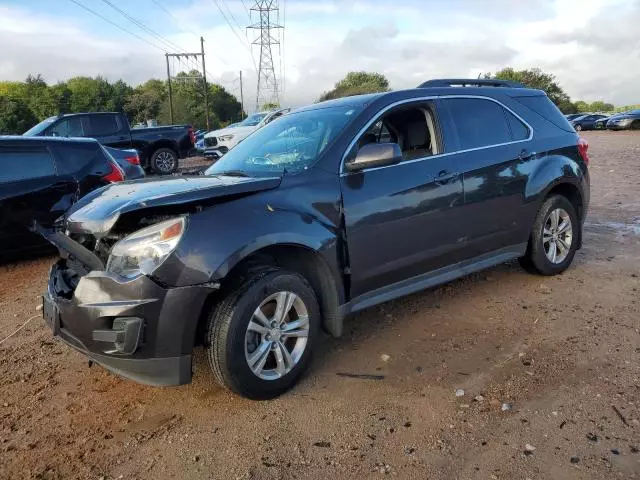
[519,149,536,160]
[435,170,458,184]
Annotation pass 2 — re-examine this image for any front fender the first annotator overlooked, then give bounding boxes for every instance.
[152,179,343,289]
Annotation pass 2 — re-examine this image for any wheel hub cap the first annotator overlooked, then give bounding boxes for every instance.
[244,291,310,381]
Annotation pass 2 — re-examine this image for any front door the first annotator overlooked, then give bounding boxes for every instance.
[340,101,466,298]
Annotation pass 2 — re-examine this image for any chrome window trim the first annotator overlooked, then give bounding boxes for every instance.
[339,94,534,176]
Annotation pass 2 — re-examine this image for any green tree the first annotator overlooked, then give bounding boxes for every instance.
[488,68,571,109]
[66,76,115,112]
[0,95,38,134]
[125,79,166,124]
[261,102,280,111]
[573,100,590,113]
[319,71,390,101]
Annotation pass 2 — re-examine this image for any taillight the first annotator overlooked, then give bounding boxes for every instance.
[577,137,589,166]
[103,160,125,183]
[188,127,195,145]
[124,154,140,165]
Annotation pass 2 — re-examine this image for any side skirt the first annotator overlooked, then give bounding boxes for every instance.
[339,243,527,316]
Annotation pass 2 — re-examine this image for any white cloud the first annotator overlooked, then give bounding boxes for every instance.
[0,0,639,112]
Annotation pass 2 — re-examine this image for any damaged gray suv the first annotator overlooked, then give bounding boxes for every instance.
[42,79,590,399]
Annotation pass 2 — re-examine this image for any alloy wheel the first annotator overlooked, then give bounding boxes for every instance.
[155,151,176,173]
[244,291,309,380]
[543,208,573,264]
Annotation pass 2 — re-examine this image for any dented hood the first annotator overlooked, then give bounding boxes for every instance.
[66,175,281,236]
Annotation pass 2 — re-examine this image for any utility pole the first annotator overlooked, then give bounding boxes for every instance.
[248,0,282,110]
[200,36,210,130]
[164,45,208,127]
[165,53,173,124]
[239,70,244,120]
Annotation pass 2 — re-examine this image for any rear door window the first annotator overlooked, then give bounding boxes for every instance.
[444,98,513,150]
[0,147,56,183]
[86,114,121,136]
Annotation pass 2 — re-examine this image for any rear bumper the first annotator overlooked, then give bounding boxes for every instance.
[43,260,216,386]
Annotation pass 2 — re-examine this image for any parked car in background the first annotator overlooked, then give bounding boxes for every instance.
[595,112,625,129]
[104,146,145,180]
[606,109,640,130]
[0,136,125,258]
[565,113,587,121]
[203,108,291,159]
[41,79,589,399]
[571,114,609,131]
[23,112,195,175]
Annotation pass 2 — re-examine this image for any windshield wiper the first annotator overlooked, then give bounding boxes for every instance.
[212,170,251,177]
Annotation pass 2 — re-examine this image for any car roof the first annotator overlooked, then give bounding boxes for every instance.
[296,85,545,114]
[0,135,99,145]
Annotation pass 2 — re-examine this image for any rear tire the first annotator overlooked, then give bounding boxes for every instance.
[206,268,320,399]
[151,148,178,174]
[575,124,582,131]
[520,195,579,276]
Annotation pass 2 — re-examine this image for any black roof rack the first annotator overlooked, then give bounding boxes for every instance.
[418,79,526,88]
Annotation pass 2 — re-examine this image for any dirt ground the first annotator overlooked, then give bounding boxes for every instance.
[1,131,639,480]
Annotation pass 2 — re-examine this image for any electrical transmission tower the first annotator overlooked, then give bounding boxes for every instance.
[248,0,282,110]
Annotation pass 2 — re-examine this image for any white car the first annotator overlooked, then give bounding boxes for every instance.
[204,108,290,158]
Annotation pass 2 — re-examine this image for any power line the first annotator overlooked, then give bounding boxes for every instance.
[68,0,167,52]
[150,0,199,37]
[210,0,257,71]
[220,0,247,37]
[239,0,251,19]
[149,0,229,66]
[99,0,187,54]
[281,0,286,101]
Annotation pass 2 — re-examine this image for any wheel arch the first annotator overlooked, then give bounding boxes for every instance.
[196,243,345,344]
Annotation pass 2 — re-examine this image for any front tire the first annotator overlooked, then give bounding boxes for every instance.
[151,148,179,174]
[206,268,320,399]
[520,195,579,276]
[575,124,582,131]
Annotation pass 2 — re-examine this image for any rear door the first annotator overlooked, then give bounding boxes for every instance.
[0,144,76,253]
[438,96,533,258]
[340,100,466,298]
[85,113,132,149]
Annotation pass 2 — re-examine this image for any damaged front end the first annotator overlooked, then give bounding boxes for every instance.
[38,213,216,387]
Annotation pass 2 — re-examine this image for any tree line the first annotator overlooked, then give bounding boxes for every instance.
[0,72,243,134]
[319,68,638,114]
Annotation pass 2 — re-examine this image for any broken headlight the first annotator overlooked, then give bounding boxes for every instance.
[106,217,186,279]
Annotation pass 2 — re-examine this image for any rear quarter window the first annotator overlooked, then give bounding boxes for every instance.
[513,95,574,132]
[0,147,56,183]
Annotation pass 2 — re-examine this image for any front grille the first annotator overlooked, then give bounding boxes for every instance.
[204,137,217,147]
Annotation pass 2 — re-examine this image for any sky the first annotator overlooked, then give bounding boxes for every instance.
[1,0,639,112]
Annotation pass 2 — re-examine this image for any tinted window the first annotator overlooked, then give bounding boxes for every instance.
[0,147,56,183]
[514,95,574,132]
[446,98,511,150]
[47,117,84,138]
[505,110,530,141]
[87,114,120,136]
[53,142,103,175]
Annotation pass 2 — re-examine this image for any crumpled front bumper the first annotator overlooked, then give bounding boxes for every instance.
[43,260,215,386]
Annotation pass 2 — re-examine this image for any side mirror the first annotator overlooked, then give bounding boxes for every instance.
[345,143,402,172]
